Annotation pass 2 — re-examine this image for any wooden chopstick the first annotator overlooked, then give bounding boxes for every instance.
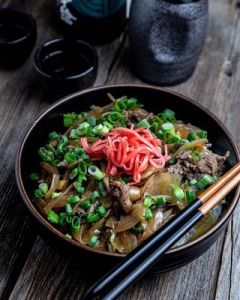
[199,162,240,203]
[82,163,240,300]
[200,171,240,215]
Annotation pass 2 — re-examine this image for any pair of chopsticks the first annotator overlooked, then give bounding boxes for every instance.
[83,162,240,300]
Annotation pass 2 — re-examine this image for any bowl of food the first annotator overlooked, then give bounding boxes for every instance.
[16,84,240,273]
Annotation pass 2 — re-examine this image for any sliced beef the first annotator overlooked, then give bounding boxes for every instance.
[124,108,150,126]
[168,149,229,180]
[110,181,132,214]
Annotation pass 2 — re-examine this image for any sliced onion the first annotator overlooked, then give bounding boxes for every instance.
[45,174,60,199]
[88,210,110,236]
[189,212,217,241]
[114,215,139,233]
[40,161,59,175]
[175,139,207,156]
[113,231,138,253]
[141,172,181,198]
[67,160,80,169]
[129,187,141,201]
[174,122,200,139]
[73,224,88,244]
[57,180,67,191]
[105,216,118,229]
[131,202,145,222]
[162,209,174,225]
[103,176,110,193]
[141,209,163,241]
[44,185,75,211]
[141,165,160,180]
[43,193,73,212]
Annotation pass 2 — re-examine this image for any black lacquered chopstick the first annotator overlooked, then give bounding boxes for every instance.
[82,163,240,300]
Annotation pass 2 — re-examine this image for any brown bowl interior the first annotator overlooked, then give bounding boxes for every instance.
[16,84,240,261]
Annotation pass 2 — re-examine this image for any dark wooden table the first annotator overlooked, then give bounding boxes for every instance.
[1,0,240,299]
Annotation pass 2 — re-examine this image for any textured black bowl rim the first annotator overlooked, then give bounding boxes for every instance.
[33,37,98,81]
[0,8,36,45]
[15,84,240,258]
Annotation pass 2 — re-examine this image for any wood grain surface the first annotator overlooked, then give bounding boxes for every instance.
[0,0,240,299]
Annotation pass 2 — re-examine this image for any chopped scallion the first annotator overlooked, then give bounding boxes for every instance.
[48,131,58,140]
[71,216,81,232]
[69,129,79,139]
[99,181,107,197]
[162,122,174,133]
[39,183,48,194]
[51,192,61,199]
[196,175,213,190]
[66,215,72,224]
[88,235,99,247]
[107,112,122,123]
[66,203,73,215]
[114,99,127,112]
[30,173,39,181]
[79,199,91,210]
[38,147,54,162]
[96,205,106,217]
[145,208,153,220]
[162,108,176,122]
[133,223,144,234]
[198,130,207,138]
[91,191,100,201]
[63,113,78,127]
[68,195,80,204]
[87,117,96,127]
[186,191,196,204]
[59,212,67,226]
[172,186,185,201]
[144,196,152,208]
[34,189,44,198]
[189,179,197,186]
[155,197,166,206]
[47,210,59,224]
[87,213,100,223]
[64,152,77,164]
[167,134,181,144]
[180,139,189,144]
[126,98,138,109]
[88,165,105,181]
[136,119,150,128]
[187,131,196,141]
[168,159,176,165]
[70,167,79,180]
[191,151,201,162]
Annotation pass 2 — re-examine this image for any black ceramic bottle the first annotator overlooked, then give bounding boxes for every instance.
[56,0,127,44]
[129,0,208,86]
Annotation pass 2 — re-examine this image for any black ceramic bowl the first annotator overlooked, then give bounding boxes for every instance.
[0,8,36,68]
[16,85,240,274]
[34,38,98,90]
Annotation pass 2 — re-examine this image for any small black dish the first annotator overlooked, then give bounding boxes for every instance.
[0,8,36,68]
[34,38,98,91]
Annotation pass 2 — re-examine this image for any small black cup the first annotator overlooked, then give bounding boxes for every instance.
[0,8,37,68]
[34,37,98,91]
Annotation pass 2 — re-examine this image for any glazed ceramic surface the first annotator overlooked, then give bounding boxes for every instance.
[129,0,208,85]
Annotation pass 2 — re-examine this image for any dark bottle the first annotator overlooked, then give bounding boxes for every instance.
[56,0,127,44]
[129,0,208,86]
